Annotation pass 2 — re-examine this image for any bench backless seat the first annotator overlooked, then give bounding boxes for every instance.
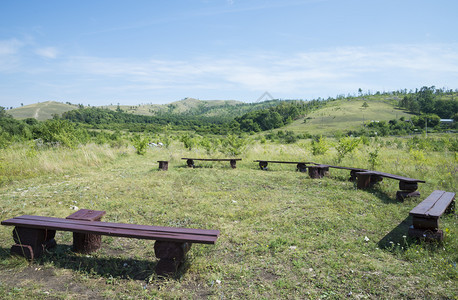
[408,190,455,241]
[182,158,241,168]
[2,210,219,275]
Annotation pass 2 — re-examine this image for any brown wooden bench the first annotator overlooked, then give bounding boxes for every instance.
[317,164,368,180]
[355,171,425,201]
[1,209,220,276]
[182,158,241,169]
[408,190,455,241]
[253,160,315,172]
[157,160,168,171]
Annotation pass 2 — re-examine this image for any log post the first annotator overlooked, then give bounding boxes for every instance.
[230,159,237,169]
[396,181,420,201]
[154,241,191,276]
[11,227,49,260]
[259,161,268,170]
[158,161,169,171]
[356,173,372,189]
[186,159,194,168]
[66,209,106,254]
[296,163,307,173]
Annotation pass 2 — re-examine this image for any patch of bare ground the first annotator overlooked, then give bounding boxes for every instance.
[0,266,103,299]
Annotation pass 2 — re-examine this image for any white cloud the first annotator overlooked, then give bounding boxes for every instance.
[0,39,23,56]
[35,47,59,59]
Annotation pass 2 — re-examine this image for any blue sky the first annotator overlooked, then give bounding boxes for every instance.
[1,0,457,108]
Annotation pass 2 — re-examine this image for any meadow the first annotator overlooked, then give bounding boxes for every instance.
[0,135,456,299]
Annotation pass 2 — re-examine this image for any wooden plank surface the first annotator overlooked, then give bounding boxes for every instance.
[1,215,219,244]
[320,164,368,171]
[66,209,106,221]
[181,158,241,161]
[356,171,425,183]
[409,190,446,216]
[253,160,314,164]
[424,192,455,217]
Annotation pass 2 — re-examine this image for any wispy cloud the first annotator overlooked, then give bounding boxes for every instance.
[0,38,23,56]
[35,47,59,59]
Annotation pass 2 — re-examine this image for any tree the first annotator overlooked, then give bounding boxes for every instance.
[362,102,369,108]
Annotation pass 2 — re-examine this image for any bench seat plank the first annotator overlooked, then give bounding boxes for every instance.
[2,215,219,244]
[181,158,241,162]
[253,160,314,164]
[410,191,455,217]
[356,171,425,183]
[319,164,367,172]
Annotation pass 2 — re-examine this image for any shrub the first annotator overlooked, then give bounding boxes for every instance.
[311,136,329,156]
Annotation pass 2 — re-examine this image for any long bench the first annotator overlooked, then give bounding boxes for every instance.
[317,164,368,181]
[408,190,455,241]
[1,209,220,276]
[182,158,241,169]
[354,170,425,201]
[253,160,315,172]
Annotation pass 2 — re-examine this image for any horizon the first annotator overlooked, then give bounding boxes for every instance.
[1,0,458,108]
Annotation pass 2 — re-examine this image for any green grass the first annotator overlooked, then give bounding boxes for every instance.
[283,98,414,136]
[0,137,456,298]
[8,101,78,121]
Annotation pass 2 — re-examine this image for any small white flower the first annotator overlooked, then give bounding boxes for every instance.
[216,279,221,284]
[364,236,370,242]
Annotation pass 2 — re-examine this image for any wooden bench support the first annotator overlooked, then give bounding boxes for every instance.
[186,159,194,168]
[11,227,55,260]
[408,190,455,241]
[154,241,191,275]
[308,165,329,179]
[258,161,268,170]
[157,161,169,171]
[230,159,237,169]
[296,163,307,172]
[396,181,420,201]
[66,209,106,254]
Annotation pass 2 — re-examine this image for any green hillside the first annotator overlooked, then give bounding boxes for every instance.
[282,97,414,136]
[7,101,78,121]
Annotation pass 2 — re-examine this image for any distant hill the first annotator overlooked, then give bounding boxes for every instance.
[281,96,414,136]
[7,101,78,121]
[101,97,280,118]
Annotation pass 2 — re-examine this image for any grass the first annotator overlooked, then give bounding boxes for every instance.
[0,136,456,299]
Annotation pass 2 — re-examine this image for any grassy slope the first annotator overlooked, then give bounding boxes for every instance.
[0,139,456,299]
[283,96,414,136]
[7,101,78,121]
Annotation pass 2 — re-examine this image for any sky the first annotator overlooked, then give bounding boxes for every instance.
[1,0,458,108]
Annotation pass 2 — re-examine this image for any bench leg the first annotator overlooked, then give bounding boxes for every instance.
[11,227,54,260]
[186,159,194,168]
[356,174,371,189]
[158,161,168,171]
[72,232,102,254]
[230,160,237,169]
[154,241,191,276]
[308,166,327,178]
[408,226,443,241]
[349,170,357,181]
[396,181,420,201]
[296,163,307,173]
[259,161,268,170]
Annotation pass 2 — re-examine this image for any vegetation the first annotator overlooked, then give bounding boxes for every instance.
[0,133,456,298]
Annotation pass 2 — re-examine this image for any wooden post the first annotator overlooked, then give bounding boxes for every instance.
[296,163,307,172]
[396,181,420,201]
[230,159,237,169]
[158,161,169,171]
[66,209,106,254]
[258,161,268,170]
[11,227,51,260]
[357,173,372,189]
[154,241,191,276]
[186,159,194,168]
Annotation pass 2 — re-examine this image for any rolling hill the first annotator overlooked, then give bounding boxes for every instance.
[7,101,78,121]
[281,97,414,136]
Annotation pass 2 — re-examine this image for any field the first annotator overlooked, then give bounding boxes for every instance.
[0,136,456,299]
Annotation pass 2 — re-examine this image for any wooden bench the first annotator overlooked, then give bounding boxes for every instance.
[157,160,169,171]
[253,160,315,172]
[408,190,455,241]
[317,164,368,181]
[182,158,241,169]
[355,171,425,201]
[1,209,220,276]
